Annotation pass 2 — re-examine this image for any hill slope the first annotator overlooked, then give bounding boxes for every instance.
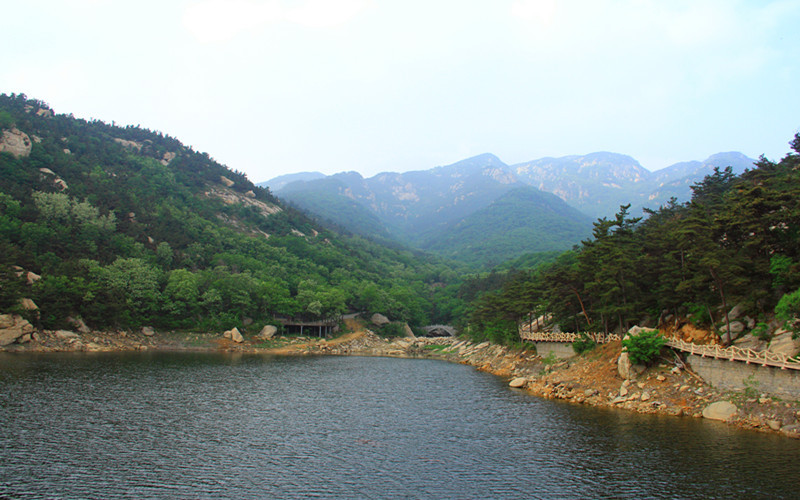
[420,187,593,266]
[0,93,455,332]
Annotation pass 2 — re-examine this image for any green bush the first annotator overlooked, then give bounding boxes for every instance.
[572,333,596,354]
[622,329,667,365]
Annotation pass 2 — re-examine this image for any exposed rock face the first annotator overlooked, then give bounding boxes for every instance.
[19,298,38,311]
[161,152,176,165]
[768,329,800,357]
[0,314,35,346]
[402,322,416,338]
[204,185,281,218]
[113,138,143,151]
[618,326,647,379]
[220,176,235,187]
[0,128,32,157]
[371,313,390,326]
[259,325,277,340]
[702,401,738,421]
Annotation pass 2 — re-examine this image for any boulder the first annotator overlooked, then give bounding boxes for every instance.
[702,401,738,421]
[617,350,645,380]
[259,325,278,340]
[55,330,79,340]
[19,298,39,311]
[66,316,91,334]
[371,313,390,326]
[734,334,767,352]
[0,128,32,157]
[224,327,244,343]
[768,329,800,358]
[220,175,235,187]
[0,314,34,346]
[728,303,745,320]
[141,326,155,337]
[402,322,416,338]
[245,190,256,198]
[509,377,527,388]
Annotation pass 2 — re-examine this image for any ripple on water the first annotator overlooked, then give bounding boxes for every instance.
[1,352,799,499]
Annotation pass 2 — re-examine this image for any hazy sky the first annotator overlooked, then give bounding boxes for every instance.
[4,0,799,182]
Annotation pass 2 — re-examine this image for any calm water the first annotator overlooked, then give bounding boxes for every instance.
[1,352,799,499]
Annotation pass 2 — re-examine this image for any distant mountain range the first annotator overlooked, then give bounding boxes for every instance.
[258,151,756,266]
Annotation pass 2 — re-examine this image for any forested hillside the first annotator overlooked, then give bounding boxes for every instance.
[0,93,461,333]
[465,139,800,346]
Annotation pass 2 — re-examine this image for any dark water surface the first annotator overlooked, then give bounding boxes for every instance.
[1,352,799,499]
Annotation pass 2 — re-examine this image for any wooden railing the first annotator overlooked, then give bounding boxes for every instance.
[520,328,800,370]
[666,338,800,371]
[519,330,620,344]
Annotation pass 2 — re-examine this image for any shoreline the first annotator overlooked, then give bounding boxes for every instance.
[4,327,799,439]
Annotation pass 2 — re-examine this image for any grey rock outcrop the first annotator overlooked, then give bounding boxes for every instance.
[0,128,32,157]
[0,314,35,346]
[768,329,800,358]
[370,313,390,326]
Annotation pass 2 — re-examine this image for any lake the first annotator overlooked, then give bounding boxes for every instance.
[1,352,799,499]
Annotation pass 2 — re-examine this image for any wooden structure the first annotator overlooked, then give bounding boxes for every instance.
[275,316,340,337]
[518,327,800,371]
[666,338,800,371]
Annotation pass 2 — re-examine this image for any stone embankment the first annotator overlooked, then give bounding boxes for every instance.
[4,324,799,438]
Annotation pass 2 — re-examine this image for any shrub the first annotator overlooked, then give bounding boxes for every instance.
[572,333,596,354]
[622,329,667,365]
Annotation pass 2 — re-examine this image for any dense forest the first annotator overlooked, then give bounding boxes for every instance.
[465,137,800,345]
[0,93,465,333]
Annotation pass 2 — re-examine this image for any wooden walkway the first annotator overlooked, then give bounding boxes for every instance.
[518,330,621,344]
[666,338,800,371]
[518,328,800,371]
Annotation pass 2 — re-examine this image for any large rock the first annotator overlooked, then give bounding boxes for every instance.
[224,327,244,343]
[768,329,800,358]
[733,333,767,352]
[402,322,416,338]
[509,377,527,388]
[618,327,647,379]
[141,326,155,337]
[66,316,91,334]
[259,325,278,340]
[0,128,32,157]
[371,313,390,326]
[0,314,35,346]
[702,401,738,421]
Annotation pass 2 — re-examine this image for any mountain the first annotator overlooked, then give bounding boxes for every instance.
[257,171,325,192]
[279,154,528,246]
[275,154,593,266]
[511,152,653,219]
[642,152,757,211]
[270,149,756,266]
[420,187,593,267]
[0,93,459,331]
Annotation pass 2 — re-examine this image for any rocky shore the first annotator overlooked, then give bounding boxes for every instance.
[3,321,799,439]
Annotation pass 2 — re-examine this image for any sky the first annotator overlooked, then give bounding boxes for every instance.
[3,0,799,183]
